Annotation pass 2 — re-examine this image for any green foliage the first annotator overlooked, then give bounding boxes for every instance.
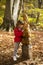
[0,0,6,25]
[0,17,3,25]
[0,0,43,30]
[28,18,36,23]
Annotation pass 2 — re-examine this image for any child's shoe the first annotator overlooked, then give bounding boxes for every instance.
[13,56,17,61]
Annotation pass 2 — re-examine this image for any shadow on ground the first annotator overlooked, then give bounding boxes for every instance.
[0,56,29,65]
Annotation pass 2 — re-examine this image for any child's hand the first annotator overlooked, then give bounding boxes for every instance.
[22,30,24,32]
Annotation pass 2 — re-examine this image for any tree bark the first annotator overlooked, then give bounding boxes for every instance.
[22,12,31,59]
[36,12,40,24]
[38,0,42,8]
[20,0,30,59]
[12,0,21,27]
[10,0,14,17]
[0,0,14,31]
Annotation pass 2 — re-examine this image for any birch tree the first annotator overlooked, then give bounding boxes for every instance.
[10,0,21,27]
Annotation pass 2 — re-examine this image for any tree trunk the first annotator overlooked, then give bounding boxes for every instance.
[22,12,31,59]
[36,12,40,24]
[38,0,42,8]
[0,0,14,31]
[22,44,29,59]
[12,0,21,27]
[20,0,30,59]
[10,0,14,17]
[1,0,21,30]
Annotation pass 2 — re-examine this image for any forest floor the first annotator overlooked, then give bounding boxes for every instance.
[0,30,43,65]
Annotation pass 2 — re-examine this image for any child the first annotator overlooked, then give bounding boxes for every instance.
[13,20,24,61]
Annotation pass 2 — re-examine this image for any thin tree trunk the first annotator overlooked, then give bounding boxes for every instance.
[10,0,14,18]
[36,12,40,24]
[12,0,21,27]
[38,0,42,8]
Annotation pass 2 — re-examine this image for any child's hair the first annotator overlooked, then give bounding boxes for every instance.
[16,20,24,27]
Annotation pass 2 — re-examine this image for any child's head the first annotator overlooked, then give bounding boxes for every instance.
[16,20,24,29]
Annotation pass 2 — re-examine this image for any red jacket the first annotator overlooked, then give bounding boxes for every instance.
[14,27,23,42]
